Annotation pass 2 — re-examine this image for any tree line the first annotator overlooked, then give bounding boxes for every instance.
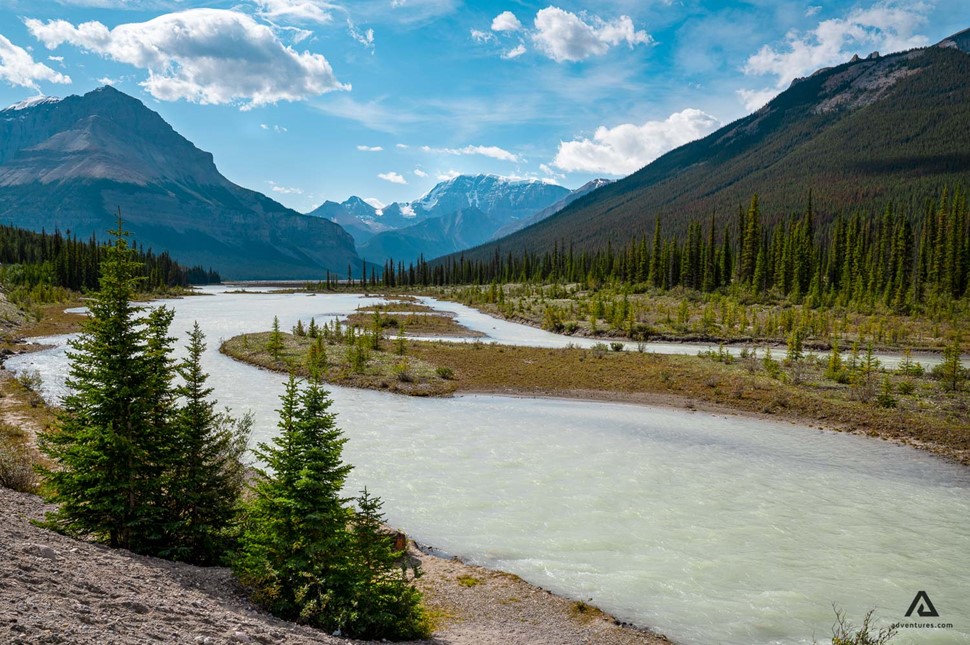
[37,223,428,640]
[0,223,221,296]
[365,187,969,314]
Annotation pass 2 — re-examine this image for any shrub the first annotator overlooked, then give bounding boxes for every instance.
[610,342,624,352]
[591,342,609,358]
[0,434,38,492]
[435,366,455,380]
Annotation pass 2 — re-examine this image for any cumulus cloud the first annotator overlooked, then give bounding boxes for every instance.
[532,6,651,63]
[491,11,522,32]
[437,169,460,181]
[357,144,383,151]
[740,1,931,107]
[413,168,428,177]
[26,8,349,109]
[420,144,519,162]
[0,34,72,90]
[378,171,407,184]
[553,108,721,176]
[502,44,527,59]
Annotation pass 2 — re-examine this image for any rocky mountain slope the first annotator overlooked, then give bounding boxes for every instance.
[450,30,970,262]
[0,87,358,279]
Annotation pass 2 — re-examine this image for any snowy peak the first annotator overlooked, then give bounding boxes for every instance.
[1,95,61,112]
[409,174,569,223]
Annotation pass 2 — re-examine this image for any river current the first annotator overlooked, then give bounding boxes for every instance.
[8,286,969,644]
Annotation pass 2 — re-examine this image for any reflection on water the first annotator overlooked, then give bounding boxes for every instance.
[8,286,970,644]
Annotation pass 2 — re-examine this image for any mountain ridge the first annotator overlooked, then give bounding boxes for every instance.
[0,86,358,279]
[443,33,970,264]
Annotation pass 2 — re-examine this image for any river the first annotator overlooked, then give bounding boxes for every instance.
[8,286,970,644]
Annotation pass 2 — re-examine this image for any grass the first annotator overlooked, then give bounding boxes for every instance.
[343,312,483,337]
[220,332,458,397]
[568,600,606,625]
[456,575,483,588]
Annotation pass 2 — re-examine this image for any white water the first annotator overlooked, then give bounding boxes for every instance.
[9,286,970,644]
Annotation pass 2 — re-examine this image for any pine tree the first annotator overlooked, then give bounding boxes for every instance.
[233,377,429,639]
[165,322,251,564]
[38,221,169,551]
[267,315,284,360]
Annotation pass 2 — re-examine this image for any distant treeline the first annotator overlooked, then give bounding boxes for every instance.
[368,187,969,312]
[0,224,221,295]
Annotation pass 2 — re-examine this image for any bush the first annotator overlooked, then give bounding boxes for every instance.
[591,342,609,358]
[435,366,455,380]
[819,606,897,645]
[0,434,39,493]
[394,359,413,383]
[610,342,624,352]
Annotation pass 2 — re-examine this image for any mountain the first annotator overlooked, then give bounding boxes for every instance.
[357,207,499,265]
[449,33,970,263]
[351,175,569,264]
[490,178,613,240]
[0,86,358,279]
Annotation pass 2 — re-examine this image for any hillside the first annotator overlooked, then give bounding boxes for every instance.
[449,33,970,262]
[0,87,358,279]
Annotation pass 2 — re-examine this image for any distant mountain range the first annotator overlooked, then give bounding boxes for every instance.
[448,29,970,263]
[0,86,357,279]
[307,175,612,265]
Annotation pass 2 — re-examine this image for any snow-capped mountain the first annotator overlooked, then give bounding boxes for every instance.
[308,175,571,263]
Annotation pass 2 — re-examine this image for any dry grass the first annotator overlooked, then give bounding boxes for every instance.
[343,312,483,337]
[356,299,434,313]
[220,332,457,396]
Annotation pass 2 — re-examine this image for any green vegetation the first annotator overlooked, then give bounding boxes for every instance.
[221,318,457,396]
[36,222,246,557]
[820,607,897,645]
[25,222,430,639]
[0,222,219,310]
[233,376,429,640]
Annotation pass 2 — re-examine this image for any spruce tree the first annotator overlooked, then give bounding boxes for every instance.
[38,221,171,552]
[233,376,428,640]
[164,322,251,564]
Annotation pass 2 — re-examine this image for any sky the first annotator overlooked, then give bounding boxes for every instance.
[0,1,966,213]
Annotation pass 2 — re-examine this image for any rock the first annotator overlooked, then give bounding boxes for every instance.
[868,51,880,59]
[850,54,861,62]
[230,630,251,643]
[24,544,58,560]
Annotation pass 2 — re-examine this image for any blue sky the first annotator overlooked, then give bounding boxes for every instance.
[0,1,966,212]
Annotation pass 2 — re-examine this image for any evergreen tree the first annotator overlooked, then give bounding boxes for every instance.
[267,315,284,360]
[233,377,428,640]
[165,322,251,564]
[38,221,171,552]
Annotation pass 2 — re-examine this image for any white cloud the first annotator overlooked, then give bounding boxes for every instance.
[396,143,410,149]
[420,144,519,162]
[267,180,303,194]
[437,170,460,181]
[743,1,931,91]
[26,9,349,109]
[378,171,407,184]
[357,144,383,151]
[347,19,375,50]
[0,34,72,90]
[363,196,385,209]
[806,6,822,17]
[491,11,522,32]
[255,0,337,25]
[470,29,494,43]
[47,55,64,63]
[736,88,779,112]
[413,168,428,177]
[532,6,651,63]
[553,108,721,176]
[502,44,527,59]
[261,123,288,133]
